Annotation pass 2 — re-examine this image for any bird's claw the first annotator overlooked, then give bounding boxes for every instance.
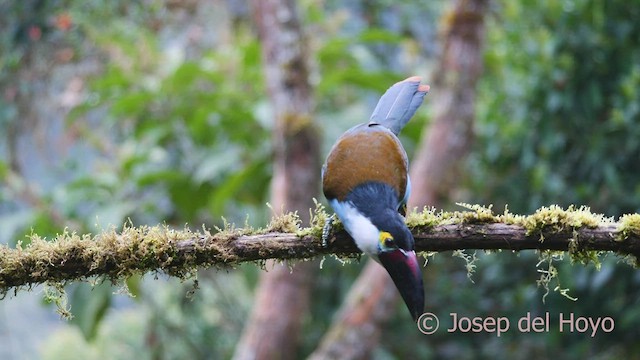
[322,214,335,248]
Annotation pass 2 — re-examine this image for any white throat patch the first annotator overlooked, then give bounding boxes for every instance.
[330,200,380,259]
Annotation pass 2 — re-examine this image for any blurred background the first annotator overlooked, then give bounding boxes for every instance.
[1,0,639,359]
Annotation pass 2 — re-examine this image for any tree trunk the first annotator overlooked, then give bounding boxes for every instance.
[309,0,489,357]
[409,0,488,207]
[232,0,320,359]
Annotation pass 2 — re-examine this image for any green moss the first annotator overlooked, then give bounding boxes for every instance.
[452,250,478,283]
[454,203,501,223]
[536,251,577,303]
[407,203,503,228]
[519,205,607,236]
[515,205,612,269]
[406,207,444,228]
[618,213,640,240]
[567,233,602,270]
[405,204,619,302]
[213,217,254,238]
[297,199,329,238]
[283,112,314,135]
[501,205,525,225]
[266,212,301,233]
[43,282,72,319]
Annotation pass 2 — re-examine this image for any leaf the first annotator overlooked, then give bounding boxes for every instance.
[208,159,270,216]
[192,147,241,184]
[0,160,8,179]
[111,91,153,117]
[69,282,113,341]
[125,274,142,299]
[357,28,404,43]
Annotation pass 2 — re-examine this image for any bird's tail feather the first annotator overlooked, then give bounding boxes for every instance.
[369,76,429,135]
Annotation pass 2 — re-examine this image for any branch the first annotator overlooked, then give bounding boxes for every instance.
[1,206,640,293]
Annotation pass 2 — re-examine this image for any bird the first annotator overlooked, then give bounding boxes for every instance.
[322,76,429,321]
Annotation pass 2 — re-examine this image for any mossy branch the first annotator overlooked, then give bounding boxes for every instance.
[2,204,640,295]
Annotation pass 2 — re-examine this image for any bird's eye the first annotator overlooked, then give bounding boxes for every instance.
[379,231,397,249]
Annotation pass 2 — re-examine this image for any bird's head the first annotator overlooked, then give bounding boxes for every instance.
[371,211,425,321]
[330,182,425,320]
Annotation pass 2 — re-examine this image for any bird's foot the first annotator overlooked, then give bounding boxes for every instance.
[322,214,335,248]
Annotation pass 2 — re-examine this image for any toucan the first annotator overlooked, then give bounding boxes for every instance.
[322,76,428,321]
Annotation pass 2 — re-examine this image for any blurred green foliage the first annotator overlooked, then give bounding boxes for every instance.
[440,0,640,358]
[472,0,640,215]
[1,0,639,359]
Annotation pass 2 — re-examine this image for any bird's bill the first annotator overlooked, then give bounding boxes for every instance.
[379,249,425,321]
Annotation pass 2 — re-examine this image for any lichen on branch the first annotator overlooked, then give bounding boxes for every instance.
[1,204,640,297]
